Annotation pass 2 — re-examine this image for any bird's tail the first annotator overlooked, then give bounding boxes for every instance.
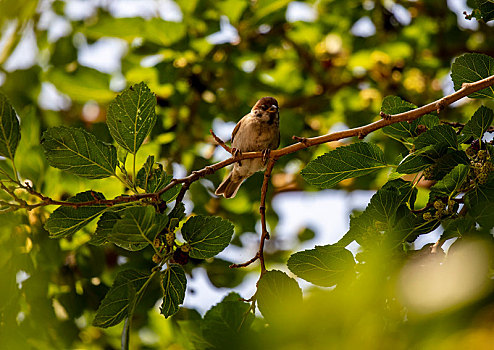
[215,172,244,198]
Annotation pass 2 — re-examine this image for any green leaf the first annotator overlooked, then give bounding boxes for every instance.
[256,270,303,323]
[0,93,20,160]
[84,17,186,46]
[41,126,117,179]
[441,217,475,240]
[414,125,458,150]
[160,264,187,318]
[106,82,157,154]
[430,164,469,198]
[460,106,494,141]
[181,215,234,259]
[418,114,440,130]
[475,0,494,22]
[46,66,114,103]
[44,191,107,238]
[381,96,418,139]
[381,179,418,208]
[287,245,355,287]
[108,206,168,251]
[201,293,254,349]
[301,142,387,189]
[93,269,150,328]
[136,155,177,196]
[451,53,494,99]
[396,153,434,174]
[91,206,134,245]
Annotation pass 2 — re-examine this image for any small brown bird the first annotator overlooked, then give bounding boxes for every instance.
[215,97,280,198]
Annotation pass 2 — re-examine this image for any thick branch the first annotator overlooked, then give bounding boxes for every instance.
[3,74,494,211]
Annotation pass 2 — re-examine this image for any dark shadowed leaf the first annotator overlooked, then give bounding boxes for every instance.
[287,245,355,287]
[451,53,494,99]
[41,126,117,179]
[430,164,469,198]
[108,206,168,251]
[414,125,458,150]
[44,191,107,238]
[0,93,20,160]
[201,293,254,349]
[93,269,151,328]
[160,264,187,318]
[106,82,156,154]
[301,142,387,189]
[136,156,179,201]
[441,217,475,240]
[257,270,303,324]
[381,96,418,139]
[181,215,234,259]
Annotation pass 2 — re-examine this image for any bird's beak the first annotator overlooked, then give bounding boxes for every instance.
[267,105,278,113]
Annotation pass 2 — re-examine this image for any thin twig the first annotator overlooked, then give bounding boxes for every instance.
[210,129,232,153]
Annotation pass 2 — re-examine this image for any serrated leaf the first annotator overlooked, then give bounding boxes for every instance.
[181,216,234,259]
[136,155,177,197]
[287,245,355,287]
[108,206,168,251]
[392,210,440,246]
[160,264,187,318]
[41,126,117,179]
[418,114,440,130]
[301,142,387,189]
[201,292,254,349]
[0,93,20,160]
[451,53,494,99]
[414,125,458,150]
[107,82,157,154]
[91,206,134,245]
[460,106,493,141]
[257,270,303,323]
[430,164,469,198]
[93,269,150,328]
[381,96,418,139]
[44,191,107,238]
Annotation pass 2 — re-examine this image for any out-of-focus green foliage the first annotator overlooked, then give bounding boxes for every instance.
[1,1,494,349]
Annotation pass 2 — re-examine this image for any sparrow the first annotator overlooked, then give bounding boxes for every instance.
[215,97,280,198]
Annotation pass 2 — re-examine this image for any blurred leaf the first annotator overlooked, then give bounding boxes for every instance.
[206,258,246,288]
[160,264,186,318]
[414,125,458,150]
[93,269,150,328]
[255,0,291,20]
[181,215,234,259]
[430,164,469,198]
[0,92,20,160]
[107,82,157,155]
[301,143,387,189]
[459,106,493,141]
[41,126,117,179]
[108,206,168,251]
[201,292,254,348]
[44,191,107,238]
[257,270,303,324]
[287,245,355,287]
[46,67,114,103]
[451,53,494,99]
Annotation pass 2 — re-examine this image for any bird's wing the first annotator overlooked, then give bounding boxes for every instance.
[231,115,246,142]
